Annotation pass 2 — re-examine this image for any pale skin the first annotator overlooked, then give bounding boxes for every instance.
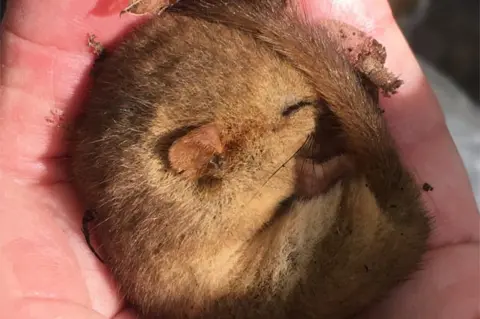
[0,0,478,318]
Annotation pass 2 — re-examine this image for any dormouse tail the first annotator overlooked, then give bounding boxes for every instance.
[168,0,425,211]
[169,0,390,159]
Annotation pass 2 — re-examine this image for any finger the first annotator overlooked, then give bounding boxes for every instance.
[0,0,143,181]
[112,308,139,319]
[359,244,480,319]
[299,0,479,248]
[0,2,138,315]
[0,179,89,311]
[0,177,123,317]
[2,0,140,50]
[6,298,111,319]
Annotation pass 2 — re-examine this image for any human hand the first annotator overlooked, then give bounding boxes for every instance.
[0,0,478,318]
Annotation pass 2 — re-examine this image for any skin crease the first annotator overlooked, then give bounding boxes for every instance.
[0,0,478,318]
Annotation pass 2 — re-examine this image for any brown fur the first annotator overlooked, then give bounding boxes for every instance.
[70,1,431,318]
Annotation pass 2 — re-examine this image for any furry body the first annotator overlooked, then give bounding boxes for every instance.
[71,1,431,318]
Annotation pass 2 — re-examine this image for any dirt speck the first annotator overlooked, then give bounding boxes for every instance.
[422,182,434,192]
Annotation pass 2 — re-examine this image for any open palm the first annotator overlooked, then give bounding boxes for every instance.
[0,0,478,318]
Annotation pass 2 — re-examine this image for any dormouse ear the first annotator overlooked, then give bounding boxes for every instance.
[121,0,178,16]
[168,123,224,179]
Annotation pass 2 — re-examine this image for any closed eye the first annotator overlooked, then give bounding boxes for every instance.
[281,100,314,117]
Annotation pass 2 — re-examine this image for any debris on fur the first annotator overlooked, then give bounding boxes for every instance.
[323,19,403,95]
[87,34,105,56]
[87,34,108,76]
[121,0,179,16]
[422,182,434,192]
[45,109,66,128]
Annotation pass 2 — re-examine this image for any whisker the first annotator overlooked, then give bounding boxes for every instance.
[310,139,320,181]
[261,137,310,189]
[245,136,311,207]
[300,154,306,176]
